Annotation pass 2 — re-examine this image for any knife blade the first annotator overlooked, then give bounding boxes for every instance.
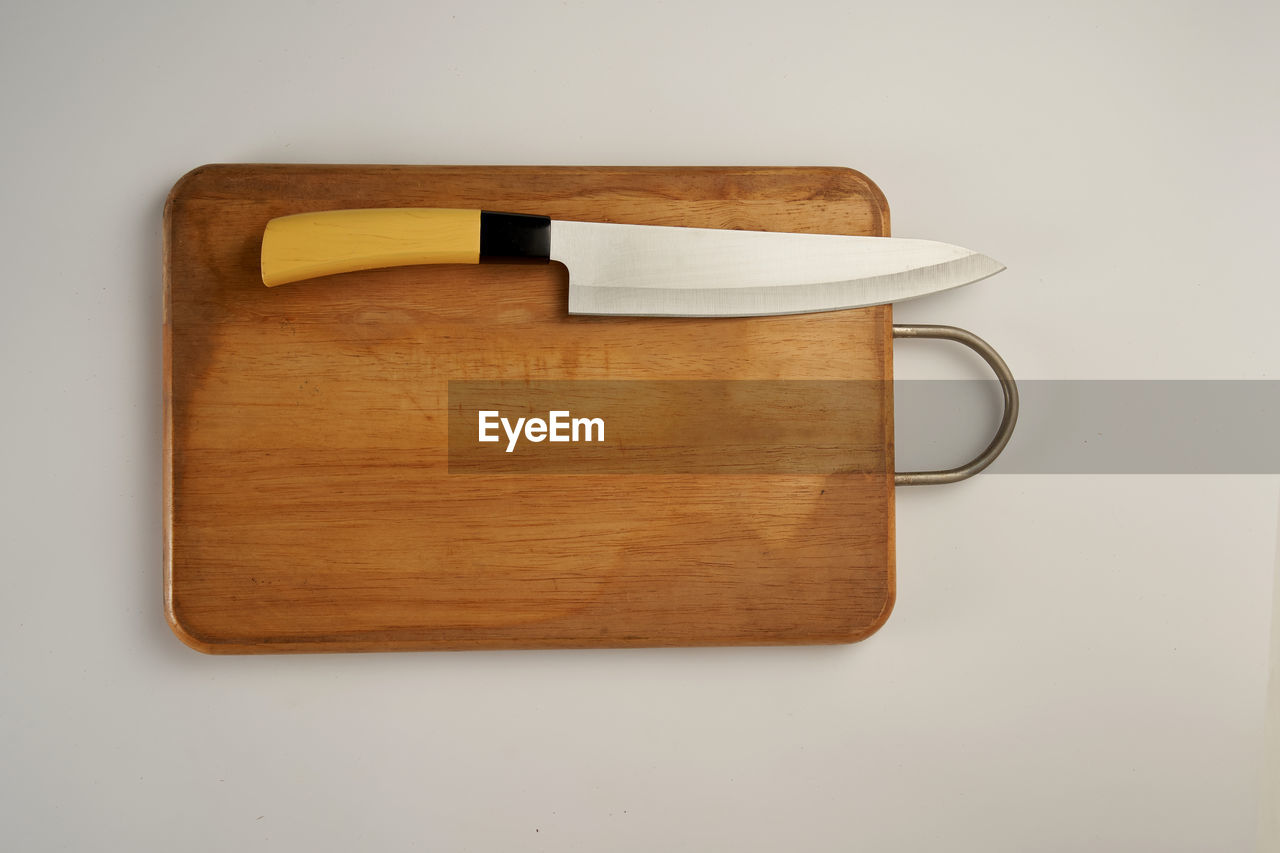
[260,208,1003,317]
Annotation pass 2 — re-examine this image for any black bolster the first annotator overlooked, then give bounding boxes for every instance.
[479,211,551,263]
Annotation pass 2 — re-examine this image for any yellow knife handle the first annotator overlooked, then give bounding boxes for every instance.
[260,208,550,287]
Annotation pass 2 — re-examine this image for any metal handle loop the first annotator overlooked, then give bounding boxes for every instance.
[893,324,1019,486]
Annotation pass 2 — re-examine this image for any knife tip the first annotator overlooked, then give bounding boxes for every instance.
[974,252,1006,280]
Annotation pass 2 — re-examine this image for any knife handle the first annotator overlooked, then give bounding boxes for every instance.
[260,208,550,287]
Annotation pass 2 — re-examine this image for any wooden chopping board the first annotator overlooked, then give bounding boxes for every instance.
[163,165,895,653]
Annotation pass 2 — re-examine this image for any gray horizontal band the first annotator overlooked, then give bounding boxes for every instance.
[897,380,1280,475]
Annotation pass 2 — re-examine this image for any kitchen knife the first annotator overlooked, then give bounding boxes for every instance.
[260,208,1003,317]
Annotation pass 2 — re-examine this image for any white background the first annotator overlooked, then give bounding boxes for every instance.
[2,1,1277,850]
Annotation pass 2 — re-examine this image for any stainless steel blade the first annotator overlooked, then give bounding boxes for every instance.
[550,220,1004,317]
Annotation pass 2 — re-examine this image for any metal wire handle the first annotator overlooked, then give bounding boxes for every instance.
[893,325,1019,486]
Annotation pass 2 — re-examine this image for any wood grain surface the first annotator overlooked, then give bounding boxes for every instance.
[163,165,896,653]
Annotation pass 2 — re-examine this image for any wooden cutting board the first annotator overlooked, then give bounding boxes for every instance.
[163,165,895,653]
